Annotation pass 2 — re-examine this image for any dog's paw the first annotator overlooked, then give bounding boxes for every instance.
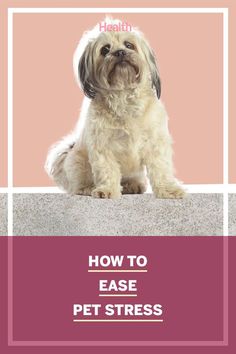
[122,180,147,194]
[76,186,93,196]
[154,184,186,199]
[92,188,121,199]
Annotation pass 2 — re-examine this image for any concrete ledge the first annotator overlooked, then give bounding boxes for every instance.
[229,194,236,236]
[13,193,223,236]
[0,194,7,236]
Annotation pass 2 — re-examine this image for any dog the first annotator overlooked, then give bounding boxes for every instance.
[45,19,185,199]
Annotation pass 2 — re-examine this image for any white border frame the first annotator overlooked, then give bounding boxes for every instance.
[6,7,231,236]
[4,6,230,348]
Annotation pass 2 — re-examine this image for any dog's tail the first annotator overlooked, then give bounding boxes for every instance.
[45,133,76,191]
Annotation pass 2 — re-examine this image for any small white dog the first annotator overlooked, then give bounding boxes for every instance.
[45,19,185,199]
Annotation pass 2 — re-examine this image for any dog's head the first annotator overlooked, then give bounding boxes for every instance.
[74,19,161,99]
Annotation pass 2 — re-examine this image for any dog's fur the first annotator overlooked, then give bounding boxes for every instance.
[45,19,185,199]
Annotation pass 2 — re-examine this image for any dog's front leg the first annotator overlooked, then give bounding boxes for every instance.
[89,150,122,199]
[145,137,185,199]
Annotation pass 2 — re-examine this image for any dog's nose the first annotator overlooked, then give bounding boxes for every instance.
[113,49,126,57]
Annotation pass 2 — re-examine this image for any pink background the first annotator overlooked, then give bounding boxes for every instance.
[12,13,223,186]
[0,0,235,186]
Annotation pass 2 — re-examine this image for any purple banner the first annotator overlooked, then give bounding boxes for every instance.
[1,237,236,354]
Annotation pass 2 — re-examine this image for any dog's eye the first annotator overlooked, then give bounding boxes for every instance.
[124,41,134,50]
[101,44,110,56]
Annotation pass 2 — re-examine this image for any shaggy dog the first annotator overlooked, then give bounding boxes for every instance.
[45,19,185,199]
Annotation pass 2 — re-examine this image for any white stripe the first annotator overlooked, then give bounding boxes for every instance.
[99,294,137,297]
[0,188,8,193]
[73,319,163,322]
[223,10,229,236]
[228,185,236,193]
[8,8,228,14]
[180,184,225,194]
[12,187,65,193]
[5,184,236,194]
[8,10,13,236]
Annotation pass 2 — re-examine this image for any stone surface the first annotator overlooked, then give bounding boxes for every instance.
[13,193,223,236]
[229,194,236,236]
[0,194,7,236]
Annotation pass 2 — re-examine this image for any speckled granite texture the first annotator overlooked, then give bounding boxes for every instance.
[0,194,7,236]
[229,194,236,236]
[13,193,223,236]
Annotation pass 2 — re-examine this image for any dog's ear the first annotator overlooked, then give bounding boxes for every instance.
[148,48,161,99]
[141,37,161,99]
[78,42,96,99]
